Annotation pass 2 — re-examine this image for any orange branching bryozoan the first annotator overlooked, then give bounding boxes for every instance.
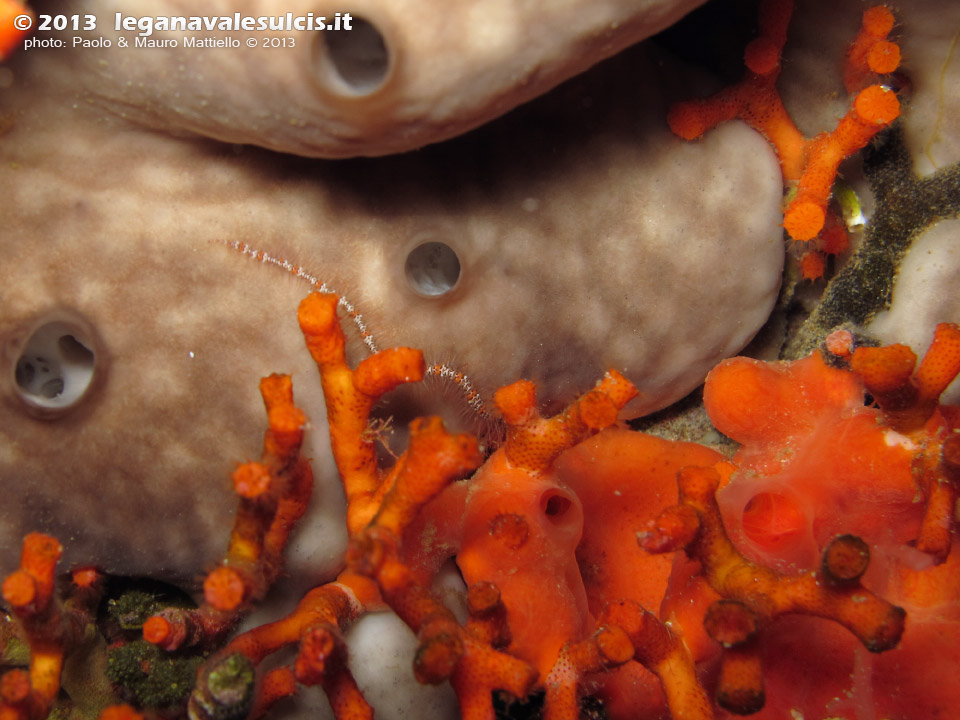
[1,536,102,720]
[9,296,960,720]
[297,292,427,536]
[640,466,905,714]
[844,6,901,93]
[185,293,507,720]
[851,323,960,563]
[296,292,539,720]
[144,374,313,653]
[667,0,902,255]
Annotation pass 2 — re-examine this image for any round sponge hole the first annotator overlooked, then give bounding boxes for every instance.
[13,318,98,417]
[315,15,391,96]
[405,242,461,298]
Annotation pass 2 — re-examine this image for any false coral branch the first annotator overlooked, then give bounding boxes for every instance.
[371,416,484,536]
[495,371,638,474]
[335,395,533,720]
[144,373,313,652]
[851,323,960,433]
[347,527,537,720]
[640,466,905,714]
[600,600,713,720]
[915,434,960,563]
[666,0,803,179]
[866,327,960,563]
[543,624,635,720]
[668,0,901,244]
[187,574,377,720]
[297,292,426,535]
[783,84,900,241]
[844,6,901,93]
[1,535,103,720]
[296,291,514,717]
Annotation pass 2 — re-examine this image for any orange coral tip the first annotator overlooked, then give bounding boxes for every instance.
[72,567,101,589]
[2,570,36,609]
[233,462,272,499]
[577,390,619,430]
[854,85,900,125]
[0,668,30,704]
[22,532,62,562]
[494,380,538,425]
[204,567,246,611]
[666,102,709,141]
[851,343,916,393]
[784,201,826,241]
[99,705,145,720]
[820,223,849,255]
[744,37,780,75]
[799,251,826,280]
[143,615,172,645]
[862,6,895,36]
[868,40,900,74]
[914,323,960,400]
[821,534,870,584]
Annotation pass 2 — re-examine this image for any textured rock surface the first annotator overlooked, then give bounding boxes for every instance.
[63,0,706,157]
[0,37,784,583]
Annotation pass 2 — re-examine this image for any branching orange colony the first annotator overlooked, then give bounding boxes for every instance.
[3,299,959,720]
[667,0,902,278]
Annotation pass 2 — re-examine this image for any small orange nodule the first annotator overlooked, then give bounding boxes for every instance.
[233,462,272,499]
[744,37,780,75]
[99,705,146,720]
[268,405,306,440]
[0,668,31,704]
[741,492,805,550]
[824,329,855,359]
[204,567,246,611]
[915,323,960,400]
[22,532,62,566]
[71,566,101,589]
[822,534,870,583]
[2,570,36,609]
[666,102,710,141]
[800,251,826,281]
[494,380,538,426]
[142,616,172,645]
[862,6,895,36]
